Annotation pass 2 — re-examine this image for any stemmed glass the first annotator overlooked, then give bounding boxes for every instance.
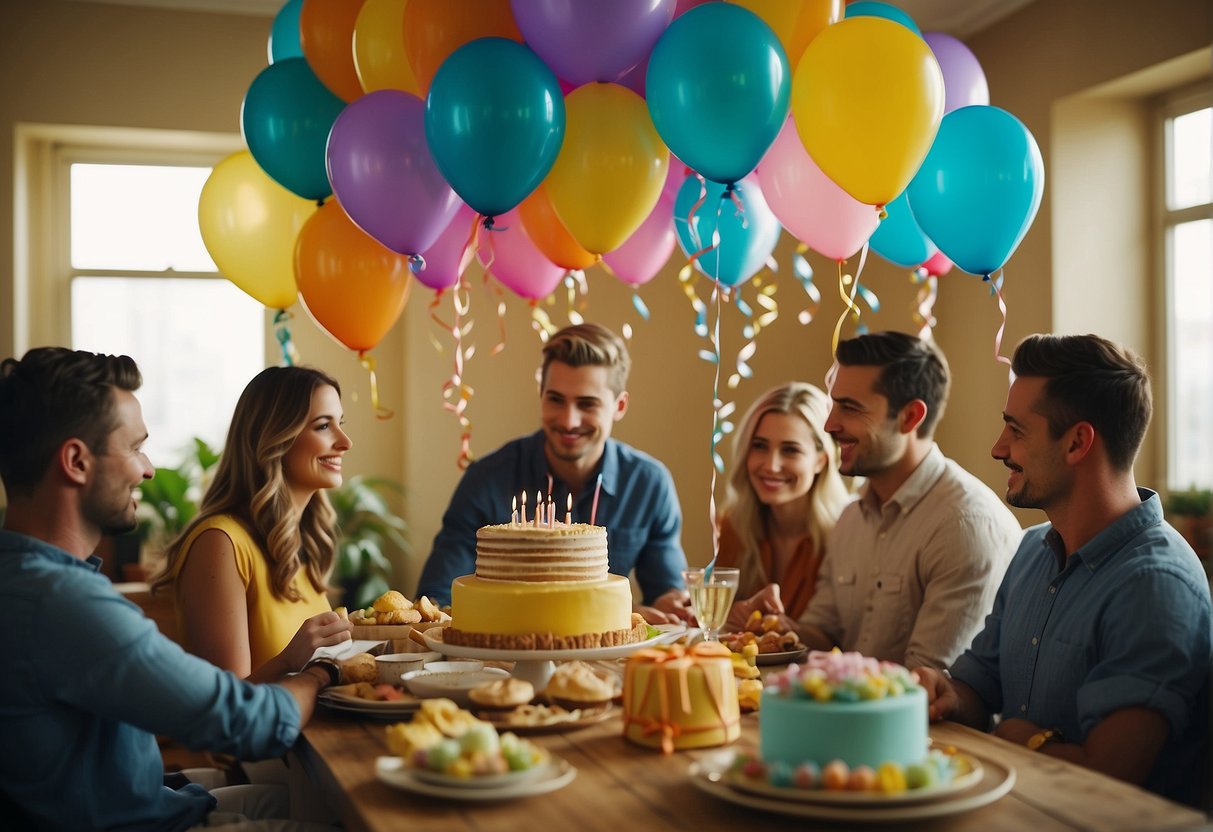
[681,567,740,642]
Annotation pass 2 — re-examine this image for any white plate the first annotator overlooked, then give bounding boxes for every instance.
[753,647,808,666]
[726,754,984,805]
[401,667,510,705]
[410,759,553,789]
[376,755,576,801]
[423,624,687,661]
[318,688,422,718]
[688,750,1016,822]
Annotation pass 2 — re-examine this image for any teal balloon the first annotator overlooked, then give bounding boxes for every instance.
[906,106,1044,276]
[673,177,781,286]
[241,58,345,201]
[647,3,790,185]
[870,190,937,269]
[844,2,922,36]
[268,0,303,63]
[425,38,565,218]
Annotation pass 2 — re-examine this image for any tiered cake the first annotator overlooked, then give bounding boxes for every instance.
[445,522,645,650]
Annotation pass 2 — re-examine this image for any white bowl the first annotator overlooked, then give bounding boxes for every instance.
[374,653,428,685]
[423,660,484,674]
[402,667,510,705]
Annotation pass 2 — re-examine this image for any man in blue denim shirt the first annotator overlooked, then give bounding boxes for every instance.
[0,348,341,830]
[917,334,1213,805]
[417,323,691,623]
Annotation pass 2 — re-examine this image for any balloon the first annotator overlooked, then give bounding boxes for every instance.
[757,117,878,262]
[518,184,597,271]
[922,32,989,114]
[844,1,921,35]
[906,105,1045,277]
[792,17,943,205]
[920,249,954,277]
[674,0,711,16]
[511,0,675,86]
[299,0,366,102]
[326,90,460,255]
[731,0,842,68]
[414,202,478,291]
[546,83,669,254]
[647,3,790,184]
[269,0,304,63]
[404,0,522,94]
[673,175,781,286]
[868,189,937,268]
[662,157,692,203]
[353,0,420,95]
[476,208,566,300]
[295,200,413,353]
[425,38,565,219]
[603,195,676,286]
[241,58,346,201]
[198,151,315,309]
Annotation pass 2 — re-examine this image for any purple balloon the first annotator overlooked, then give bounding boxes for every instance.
[923,32,989,114]
[326,90,461,255]
[511,0,676,86]
[413,202,478,292]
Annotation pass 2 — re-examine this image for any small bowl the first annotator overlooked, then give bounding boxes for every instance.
[402,667,510,705]
[374,653,428,686]
[423,660,484,674]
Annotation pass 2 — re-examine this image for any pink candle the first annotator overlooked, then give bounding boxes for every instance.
[565,493,572,525]
[589,473,603,526]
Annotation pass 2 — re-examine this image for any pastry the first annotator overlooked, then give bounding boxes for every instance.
[468,677,536,710]
[544,661,618,708]
[339,652,377,684]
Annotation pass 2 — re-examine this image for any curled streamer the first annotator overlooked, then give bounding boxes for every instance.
[984,269,1013,378]
[792,246,821,326]
[357,352,393,421]
[830,262,862,353]
[440,276,475,468]
[272,309,299,366]
[910,269,939,339]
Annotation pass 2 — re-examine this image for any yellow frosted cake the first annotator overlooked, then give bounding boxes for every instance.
[622,643,740,753]
[445,522,646,650]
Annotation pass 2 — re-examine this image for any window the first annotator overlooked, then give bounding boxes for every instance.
[1159,89,1213,491]
[17,127,265,465]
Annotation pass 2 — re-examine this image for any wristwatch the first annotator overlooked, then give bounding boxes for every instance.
[1026,728,1063,750]
[301,657,342,689]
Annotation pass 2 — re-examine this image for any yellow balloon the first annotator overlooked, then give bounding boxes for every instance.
[792,17,944,206]
[198,150,316,309]
[545,83,669,256]
[353,0,419,95]
[731,0,842,68]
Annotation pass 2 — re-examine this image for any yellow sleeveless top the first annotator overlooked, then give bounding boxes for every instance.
[172,514,331,672]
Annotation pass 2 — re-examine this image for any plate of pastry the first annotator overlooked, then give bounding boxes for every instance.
[376,755,577,801]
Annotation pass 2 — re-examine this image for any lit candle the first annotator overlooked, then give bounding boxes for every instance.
[535,490,542,528]
[520,490,528,525]
[547,496,555,529]
[511,495,518,527]
[547,473,553,500]
[589,473,603,526]
[565,493,572,525]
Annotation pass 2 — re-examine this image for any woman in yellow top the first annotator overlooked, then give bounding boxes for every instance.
[153,366,352,682]
[718,382,850,632]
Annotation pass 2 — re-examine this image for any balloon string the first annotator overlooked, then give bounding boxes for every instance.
[272,309,299,366]
[831,260,861,354]
[426,290,448,354]
[911,269,939,340]
[985,269,1013,379]
[357,352,393,420]
[441,275,475,469]
[705,281,729,576]
[531,301,558,341]
[792,244,821,325]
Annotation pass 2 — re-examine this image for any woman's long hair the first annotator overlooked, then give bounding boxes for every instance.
[153,366,341,601]
[719,382,850,586]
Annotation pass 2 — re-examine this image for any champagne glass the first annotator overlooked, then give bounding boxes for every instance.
[682,567,740,642]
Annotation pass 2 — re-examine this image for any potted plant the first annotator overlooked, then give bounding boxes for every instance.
[1165,486,1212,567]
[135,438,220,581]
[329,475,409,609]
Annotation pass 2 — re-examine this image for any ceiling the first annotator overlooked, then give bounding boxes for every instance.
[68,0,1034,38]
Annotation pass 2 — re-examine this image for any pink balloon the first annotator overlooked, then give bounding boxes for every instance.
[662,156,692,203]
[413,202,478,292]
[921,249,955,277]
[757,117,879,261]
[675,0,712,17]
[603,195,676,286]
[477,209,567,300]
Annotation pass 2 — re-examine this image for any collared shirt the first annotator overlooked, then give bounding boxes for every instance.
[416,430,686,606]
[950,489,1213,802]
[799,445,1022,669]
[0,530,302,832]
[716,515,824,621]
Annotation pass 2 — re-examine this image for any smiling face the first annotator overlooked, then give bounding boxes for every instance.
[81,389,153,536]
[746,411,826,510]
[283,384,351,503]
[991,375,1071,510]
[823,364,908,479]
[540,361,627,477]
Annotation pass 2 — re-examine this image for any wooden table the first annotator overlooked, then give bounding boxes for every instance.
[290,706,1208,832]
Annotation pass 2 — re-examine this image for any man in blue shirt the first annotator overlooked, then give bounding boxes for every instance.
[916,334,1212,804]
[417,323,691,623]
[0,348,342,830]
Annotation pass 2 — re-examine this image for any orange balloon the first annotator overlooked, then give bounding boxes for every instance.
[518,184,597,271]
[295,200,413,353]
[731,0,842,68]
[403,0,522,94]
[300,0,367,102]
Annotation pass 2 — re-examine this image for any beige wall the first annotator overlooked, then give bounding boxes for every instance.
[2,1,1210,591]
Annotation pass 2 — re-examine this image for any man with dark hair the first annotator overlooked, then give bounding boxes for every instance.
[916,334,1212,804]
[0,348,340,830]
[417,323,691,623]
[794,331,1022,669]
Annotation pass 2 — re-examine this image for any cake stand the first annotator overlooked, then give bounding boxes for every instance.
[422,625,686,689]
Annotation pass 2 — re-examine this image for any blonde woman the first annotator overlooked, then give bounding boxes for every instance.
[718,382,851,632]
[153,366,352,683]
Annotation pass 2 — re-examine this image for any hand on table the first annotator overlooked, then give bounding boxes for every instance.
[280,610,353,672]
[635,588,694,625]
[726,583,790,632]
[912,666,959,722]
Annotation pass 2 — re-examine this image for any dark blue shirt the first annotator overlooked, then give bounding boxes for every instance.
[0,530,302,831]
[417,430,686,606]
[950,490,1212,802]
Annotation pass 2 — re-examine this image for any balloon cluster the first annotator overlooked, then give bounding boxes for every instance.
[198,0,1045,363]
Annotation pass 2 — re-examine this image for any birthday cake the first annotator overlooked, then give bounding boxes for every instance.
[622,643,741,753]
[445,521,645,650]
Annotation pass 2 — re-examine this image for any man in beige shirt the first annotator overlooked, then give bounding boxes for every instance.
[797,331,1022,669]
